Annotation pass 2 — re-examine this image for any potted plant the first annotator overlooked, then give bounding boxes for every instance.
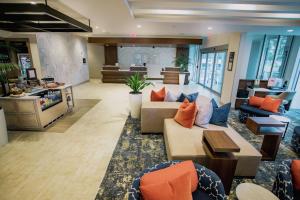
[174,55,190,86]
[0,42,19,96]
[126,73,152,119]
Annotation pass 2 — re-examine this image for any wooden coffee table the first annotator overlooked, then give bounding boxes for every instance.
[246,117,285,161]
[203,130,240,195]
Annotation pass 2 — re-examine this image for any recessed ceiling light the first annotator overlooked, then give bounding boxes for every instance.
[137,24,142,28]
[287,29,294,33]
[30,1,36,4]
[208,27,213,30]
[95,26,99,29]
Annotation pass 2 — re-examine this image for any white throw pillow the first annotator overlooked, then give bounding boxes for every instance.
[164,91,178,102]
[194,95,213,128]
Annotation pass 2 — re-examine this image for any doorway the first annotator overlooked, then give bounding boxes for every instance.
[198,50,227,95]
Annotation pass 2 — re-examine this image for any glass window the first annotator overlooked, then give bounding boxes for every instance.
[212,52,226,93]
[199,53,207,85]
[205,53,215,88]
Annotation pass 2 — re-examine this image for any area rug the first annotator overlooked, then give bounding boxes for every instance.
[95,110,300,200]
[45,99,100,133]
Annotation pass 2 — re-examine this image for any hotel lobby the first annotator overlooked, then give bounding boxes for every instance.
[0,1,300,200]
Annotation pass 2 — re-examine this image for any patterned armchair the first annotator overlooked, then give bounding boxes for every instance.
[272,160,295,200]
[128,161,226,200]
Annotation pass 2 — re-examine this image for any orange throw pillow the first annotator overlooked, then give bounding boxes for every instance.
[140,172,192,200]
[174,99,197,128]
[259,96,282,113]
[291,160,300,191]
[151,87,166,101]
[140,160,198,192]
[249,96,265,107]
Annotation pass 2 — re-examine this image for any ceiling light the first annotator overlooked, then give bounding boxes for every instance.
[30,1,36,5]
[208,27,213,30]
[137,24,142,28]
[95,26,99,29]
[287,29,294,33]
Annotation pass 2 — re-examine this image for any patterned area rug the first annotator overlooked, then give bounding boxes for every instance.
[95,110,300,200]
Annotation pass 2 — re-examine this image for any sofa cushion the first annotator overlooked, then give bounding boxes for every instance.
[151,87,166,101]
[140,172,192,200]
[259,96,282,113]
[177,92,198,102]
[240,104,280,117]
[291,160,300,191]
[164,118,262,177]
[249,96,265,107]
[210,99,231,127]
[174,99,198,128]
[164,91,178,102]
[194,95,213,128]
[140,160,198,192]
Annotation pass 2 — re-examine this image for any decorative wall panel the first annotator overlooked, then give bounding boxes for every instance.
[36,33,89,85]
[118,46,176,78]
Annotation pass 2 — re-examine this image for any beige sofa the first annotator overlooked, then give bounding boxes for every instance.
[141,101,262,177]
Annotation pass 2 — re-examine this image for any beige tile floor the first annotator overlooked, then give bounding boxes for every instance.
[0,79,219,200]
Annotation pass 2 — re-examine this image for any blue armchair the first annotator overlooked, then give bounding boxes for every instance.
[128,161,226,200]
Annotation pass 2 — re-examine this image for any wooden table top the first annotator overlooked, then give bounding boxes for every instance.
[247,117,285,127]
[203,130,240,153]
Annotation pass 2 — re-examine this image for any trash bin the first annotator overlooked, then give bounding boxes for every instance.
[0,107,8,147]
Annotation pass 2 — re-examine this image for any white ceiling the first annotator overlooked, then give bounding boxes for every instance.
[57,0,300,37]
[1,0,300,37]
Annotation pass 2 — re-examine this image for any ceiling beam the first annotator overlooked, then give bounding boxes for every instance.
[88,37,202,45]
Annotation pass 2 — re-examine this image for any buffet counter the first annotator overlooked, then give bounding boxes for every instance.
[0,85,73,131]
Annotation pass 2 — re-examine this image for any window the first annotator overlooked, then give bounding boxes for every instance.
[258,35,293,79]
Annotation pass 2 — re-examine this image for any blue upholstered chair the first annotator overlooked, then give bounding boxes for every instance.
[291,127,300,154]
[272,160,299,200]
[128,161,226,200]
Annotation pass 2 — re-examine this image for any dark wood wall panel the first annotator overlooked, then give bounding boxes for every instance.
[176,47,189,58]
[104,45,118,65]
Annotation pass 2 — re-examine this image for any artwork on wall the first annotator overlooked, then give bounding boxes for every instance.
[227,52,235,71]
[18,53,32,77]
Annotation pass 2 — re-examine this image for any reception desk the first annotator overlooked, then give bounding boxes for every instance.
[101,66,147,83]
[160,67,190,84]
[0,85,72,130]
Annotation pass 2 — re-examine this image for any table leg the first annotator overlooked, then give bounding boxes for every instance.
[282,122,289,138]
[260,134,282,161]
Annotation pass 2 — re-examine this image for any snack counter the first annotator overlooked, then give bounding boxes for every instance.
[0,85,73,131]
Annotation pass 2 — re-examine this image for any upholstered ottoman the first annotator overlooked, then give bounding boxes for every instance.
[163,119,262,177]
[292,127,300,154]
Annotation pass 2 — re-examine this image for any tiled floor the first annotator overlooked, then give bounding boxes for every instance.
[0,80,217,200]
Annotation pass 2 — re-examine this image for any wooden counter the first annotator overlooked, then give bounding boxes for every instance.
[101,69,147,83]
[0,86,70,131]
[160,70,190,84]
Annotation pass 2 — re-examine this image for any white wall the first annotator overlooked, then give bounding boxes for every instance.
[117,46,176,78]
[88,44,104,79]
[36,33,89,85]
[203,32,241,104]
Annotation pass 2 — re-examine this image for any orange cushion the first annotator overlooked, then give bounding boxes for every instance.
[140,160,198,192]
[291,160,300,191]
[151,87,166,101]
[259,96,282,113]
[249,96,265,107]
[140,172,193,200]
[174,99,197,128]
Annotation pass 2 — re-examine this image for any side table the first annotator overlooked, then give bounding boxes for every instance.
[203,130,240,195]
[246,117,285,161]
[270,115,291,138]
[236,183,279,200]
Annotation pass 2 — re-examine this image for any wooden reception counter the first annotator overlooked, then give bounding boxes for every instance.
[161,67,190,84]
[101,66,147,83]
[0,85,73,131]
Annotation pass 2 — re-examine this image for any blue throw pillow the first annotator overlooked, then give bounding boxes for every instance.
[209,99,231,127]
[177,92,199,102]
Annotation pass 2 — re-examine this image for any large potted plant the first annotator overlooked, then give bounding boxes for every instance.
[126,73,152,119]
[174,55,189,86]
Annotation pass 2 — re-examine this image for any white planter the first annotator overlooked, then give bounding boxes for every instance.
[179,73,186,86]
[129,93,142,119]
[0,108,8,147]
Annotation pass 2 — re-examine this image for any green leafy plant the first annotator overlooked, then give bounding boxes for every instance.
[0,55,18,83]
[126,73,152,94]
[173,55,190,72]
